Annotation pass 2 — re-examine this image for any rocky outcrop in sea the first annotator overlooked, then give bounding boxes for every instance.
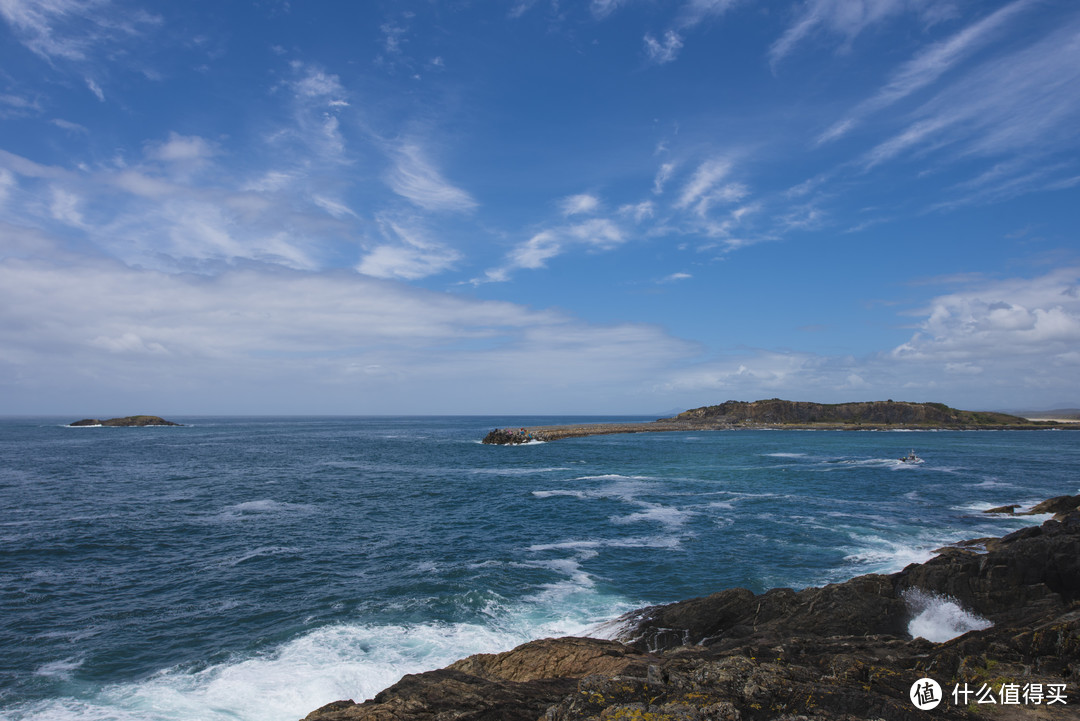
[69,415,181,427]
[304,495,1080,720]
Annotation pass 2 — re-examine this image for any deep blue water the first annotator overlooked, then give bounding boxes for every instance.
[1,416,1077,721]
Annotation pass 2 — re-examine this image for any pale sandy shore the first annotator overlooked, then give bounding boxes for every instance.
[1023,417,1080,423]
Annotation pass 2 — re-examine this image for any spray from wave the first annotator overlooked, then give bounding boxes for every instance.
[903,589,992,642]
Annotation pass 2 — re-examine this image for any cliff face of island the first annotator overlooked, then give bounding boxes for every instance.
[69,415,180,427]
[668,400,1032,427]
[304,495,1080,721]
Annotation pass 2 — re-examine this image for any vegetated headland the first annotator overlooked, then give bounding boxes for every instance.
[482,399,1074,444]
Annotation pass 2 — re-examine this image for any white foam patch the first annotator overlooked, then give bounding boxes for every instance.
[215,500,314,520]
[842,534,937,572]
[472,467,570,476]
[765,452,805,458]
[609,504,693,529]
[35,658,84,679]
[904,589,992,642]
[531,490,589,499]
[573,474,654,481]
[222,546,300,567]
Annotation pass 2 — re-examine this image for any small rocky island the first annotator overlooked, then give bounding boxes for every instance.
[304,495,1080,720]
[69,415,181,427]
[483,399,1066,444]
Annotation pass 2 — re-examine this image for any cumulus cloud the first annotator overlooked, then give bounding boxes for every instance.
[893,268,1080,361]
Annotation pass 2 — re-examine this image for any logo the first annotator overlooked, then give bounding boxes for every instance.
[911,678,943,710]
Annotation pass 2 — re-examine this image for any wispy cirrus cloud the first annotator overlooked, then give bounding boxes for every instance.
[769,0,953,70]
[0,0,161,103]
[818,0,1036,144]
[385,143,478,213]
[862,15,1080,171]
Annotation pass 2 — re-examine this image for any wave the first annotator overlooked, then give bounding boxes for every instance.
[904,589,992,642]
[6,593,633,721]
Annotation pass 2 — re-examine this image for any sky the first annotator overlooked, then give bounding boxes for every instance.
[1,0,1078,416]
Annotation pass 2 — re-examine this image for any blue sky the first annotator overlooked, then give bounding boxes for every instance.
[1,0,1078,415]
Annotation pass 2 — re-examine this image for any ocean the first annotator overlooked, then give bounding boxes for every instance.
[1,416,1077,721]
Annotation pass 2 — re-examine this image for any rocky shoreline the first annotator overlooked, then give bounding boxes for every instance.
[304,495,1080,720]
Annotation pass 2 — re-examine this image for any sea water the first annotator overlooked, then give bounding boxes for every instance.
[1,416,1077,721]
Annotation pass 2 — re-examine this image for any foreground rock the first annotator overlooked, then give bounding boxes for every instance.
[305,500,1080,720]
[69,415,181,427]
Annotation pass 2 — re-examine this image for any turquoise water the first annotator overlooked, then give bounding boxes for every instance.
[1,417,1077,721]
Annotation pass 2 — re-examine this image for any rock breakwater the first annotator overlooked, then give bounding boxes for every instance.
[305,495,1080,720]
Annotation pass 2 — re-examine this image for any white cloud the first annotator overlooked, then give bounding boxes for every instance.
[653,162,676,194]
[893,268,1080,362]
[769,0,948,70]
[357,218,461,280]
[291,63,347,101]
[0,252,698,413]
[145,132,218,163]
[676,158,731,209]
[49,186,84,227]
[561,193,600,216]
[312,195,358,219]
[644,30,684,64]
[590,0,627,20]
[0,168,15,206]
[862,16,1080,175]
[660,272,692,283]
[285,62,350,160]
[386,143,477,212]
[479,218,627,283]
[619,200,654,222]
[818,0,1035,143]
[676,0,741,29]
[0,0,161,67]
[85,77,105,102]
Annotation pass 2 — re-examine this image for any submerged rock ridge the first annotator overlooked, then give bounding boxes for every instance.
[69,415,181,427]
[481,400,1066,443]
[304,496,1080,721]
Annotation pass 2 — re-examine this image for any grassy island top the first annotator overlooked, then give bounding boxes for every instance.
[483,399,1070,444]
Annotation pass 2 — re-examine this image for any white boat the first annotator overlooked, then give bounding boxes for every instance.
[899,449,924,464]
